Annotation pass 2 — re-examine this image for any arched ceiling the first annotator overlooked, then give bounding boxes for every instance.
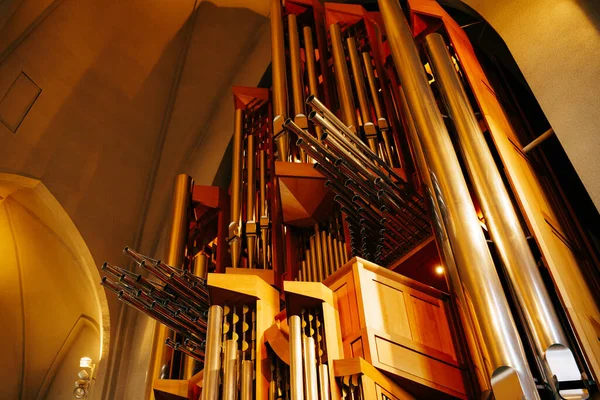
[0,180,101,399]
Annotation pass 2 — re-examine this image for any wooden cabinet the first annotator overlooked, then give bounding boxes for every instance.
[325,258,468,399]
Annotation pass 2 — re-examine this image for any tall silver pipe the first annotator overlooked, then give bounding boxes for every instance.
[303,336,319,400]
[240,360,254,400]
[246,132,257,268]
[270,0,289,161]
[222,339,239,400]
[377,0,539,398]
[201,305,224,400]
[229,109,244,269]
[424,33,583,391]
[288,315,305,400]
[398,84,491,391]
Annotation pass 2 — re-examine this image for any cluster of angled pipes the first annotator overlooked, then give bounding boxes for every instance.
[285,96,430,265]
[101,247,209,363]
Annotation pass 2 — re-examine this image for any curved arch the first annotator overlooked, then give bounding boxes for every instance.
[0,172,110,397]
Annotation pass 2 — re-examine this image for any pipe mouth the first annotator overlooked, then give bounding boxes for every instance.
[283,118,292,126]
[344,179,353,187]
[352,195,360,202]
[320,132,328,141]
[374,177,382,185]
[101,276,108,283]
[296,138,303,146]
[308,110,317,119]
[101,262,108,270]
[306,94,315,104]
[334,158,342,166]
[122,246,129,254]
[325,181,332,187]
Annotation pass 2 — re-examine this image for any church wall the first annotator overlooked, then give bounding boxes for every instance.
[462,0,600,210]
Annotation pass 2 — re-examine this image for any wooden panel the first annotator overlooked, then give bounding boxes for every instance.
[376,384,401,400]
[375,335,466,396]
[332,274,360,340]
[351,337,364,359]
[373,280,412,339]
[410,295,456,360]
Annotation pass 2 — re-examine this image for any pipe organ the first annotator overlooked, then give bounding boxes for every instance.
[101,0,600,398]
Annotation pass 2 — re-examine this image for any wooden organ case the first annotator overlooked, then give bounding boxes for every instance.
[100,0,600,399]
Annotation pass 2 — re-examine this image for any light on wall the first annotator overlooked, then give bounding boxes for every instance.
[73,357,95,399]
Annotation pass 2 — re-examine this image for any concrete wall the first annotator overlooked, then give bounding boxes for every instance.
[462,0,600,210]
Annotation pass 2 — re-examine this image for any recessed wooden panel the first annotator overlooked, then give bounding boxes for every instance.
[0,72,41,133]
[350,337,364,359]
[334,282,354,339]
[371,280,412,340]
[375,335,465,395]
[410,295,456,359]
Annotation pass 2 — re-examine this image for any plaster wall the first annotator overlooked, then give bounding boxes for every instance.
[461,0,600,210]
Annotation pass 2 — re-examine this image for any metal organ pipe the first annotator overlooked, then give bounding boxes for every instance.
[201,305,224,400]
[288,315,305,400]
[377,0,539,398]
[424,33,583,392]
[229,108,244,269]
[270,0,289,161]
[329,23,358,133]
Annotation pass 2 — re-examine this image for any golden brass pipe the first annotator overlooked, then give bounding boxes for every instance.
[425,33,580,391]
[241,359,254,400]
[332,238,341,270]
[288,315,305,400]
[155,174,193,380]
[259,149,270,269]
[302,26,323,142]
[191,252,209,281]
[313,225,325,281]
[347,36,379,156]
[223,339,239,400]
[329,23,357,133]
[326,233,336,273]
[299,263,305,281]
[303,336,319,400]
[166,174,193,269]
[270,0,289,161]
[288,13,308,163]
[201,305,224,400]
[361,52,384,123]
[378,0,538,397]
[338,240,347,265]
[310,235,322,282]
[246,132,257,268]
[320,230,332,277]
[230,109,244,268]
[305,249,313,282]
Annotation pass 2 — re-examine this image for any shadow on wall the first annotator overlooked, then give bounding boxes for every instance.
[0,173,109,400]
[577,0,600,32]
